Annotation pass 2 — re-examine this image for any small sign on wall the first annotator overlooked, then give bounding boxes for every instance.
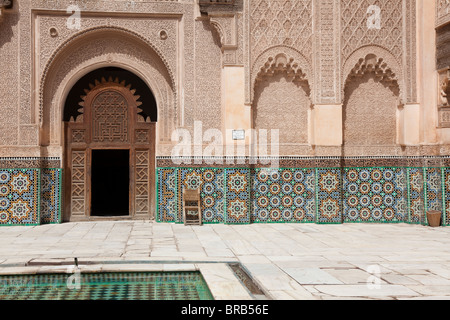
[232,130,245,141]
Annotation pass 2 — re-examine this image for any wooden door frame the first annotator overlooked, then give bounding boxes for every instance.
[63,80,156,222]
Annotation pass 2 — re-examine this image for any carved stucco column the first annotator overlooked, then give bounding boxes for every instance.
[312,0,343,147]
[200,0,250,149]
[417,0,439,145]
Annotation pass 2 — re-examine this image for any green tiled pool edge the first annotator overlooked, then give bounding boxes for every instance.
[0,271,214,300]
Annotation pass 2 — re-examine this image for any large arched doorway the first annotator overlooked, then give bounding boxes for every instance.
[63,67,157,221]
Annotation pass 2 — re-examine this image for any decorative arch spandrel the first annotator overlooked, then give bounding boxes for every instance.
[40,26,176,147]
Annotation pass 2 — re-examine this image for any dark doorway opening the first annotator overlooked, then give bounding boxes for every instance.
[91,150,130,217]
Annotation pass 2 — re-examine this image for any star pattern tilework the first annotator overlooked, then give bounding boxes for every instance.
[343,168,408,223]
[252,168,315,223]
[0,169,40,226]
[40,169,62,224]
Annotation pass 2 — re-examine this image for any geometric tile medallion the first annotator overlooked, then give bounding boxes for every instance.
[0,169,40,226]
[343,167,408,223]
[225,169,250,224]
[316,168,342,224]
[155,164,450,226]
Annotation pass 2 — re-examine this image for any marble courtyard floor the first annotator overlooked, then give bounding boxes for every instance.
[0,221,450,300]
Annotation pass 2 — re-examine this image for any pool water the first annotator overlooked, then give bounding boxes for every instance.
[0,271,214,300]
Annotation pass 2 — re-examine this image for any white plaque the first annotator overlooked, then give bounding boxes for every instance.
[232,130,245,140]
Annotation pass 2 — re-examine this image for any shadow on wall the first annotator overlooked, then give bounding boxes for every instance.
[0,3,18,49]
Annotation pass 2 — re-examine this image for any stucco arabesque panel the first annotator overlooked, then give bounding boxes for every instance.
[341,0,416,104]
[246,0,313,105]
[32,0,196,126]
[42,31,176,145]
[37,15,179,81]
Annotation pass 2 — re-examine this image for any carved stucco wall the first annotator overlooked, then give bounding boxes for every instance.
[343,72,400,149]
[247,0,313,156]
[0,12,19,146]
[193,20,222,132]
[340,0,416,105]
[41,27,176,147]
[253,73,310,155]
[247,0,313,104]
[249,0,313,60]
[0,0,424,157]
[0,1,37,150]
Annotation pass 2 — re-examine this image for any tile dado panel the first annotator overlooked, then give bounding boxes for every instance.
[3,158,450,227]
[157,159,450,226]
[252,168,316,223]
[0,163,62,226]
[343,168,408,223]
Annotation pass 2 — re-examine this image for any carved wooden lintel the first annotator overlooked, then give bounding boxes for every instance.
[439,107,450,128]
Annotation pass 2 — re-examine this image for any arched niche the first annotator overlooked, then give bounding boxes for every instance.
[342,45,404,104]
[342,52,401,149]
[250,45,313,105]
[252,52,312,152]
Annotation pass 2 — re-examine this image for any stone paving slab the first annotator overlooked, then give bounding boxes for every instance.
[314,284,420,298]
[0,221,450,300]
[282,268,343,285]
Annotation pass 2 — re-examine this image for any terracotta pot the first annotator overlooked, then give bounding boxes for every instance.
[427,210,442,228]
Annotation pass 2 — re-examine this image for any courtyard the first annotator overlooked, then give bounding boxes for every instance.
[0,221,449,300]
